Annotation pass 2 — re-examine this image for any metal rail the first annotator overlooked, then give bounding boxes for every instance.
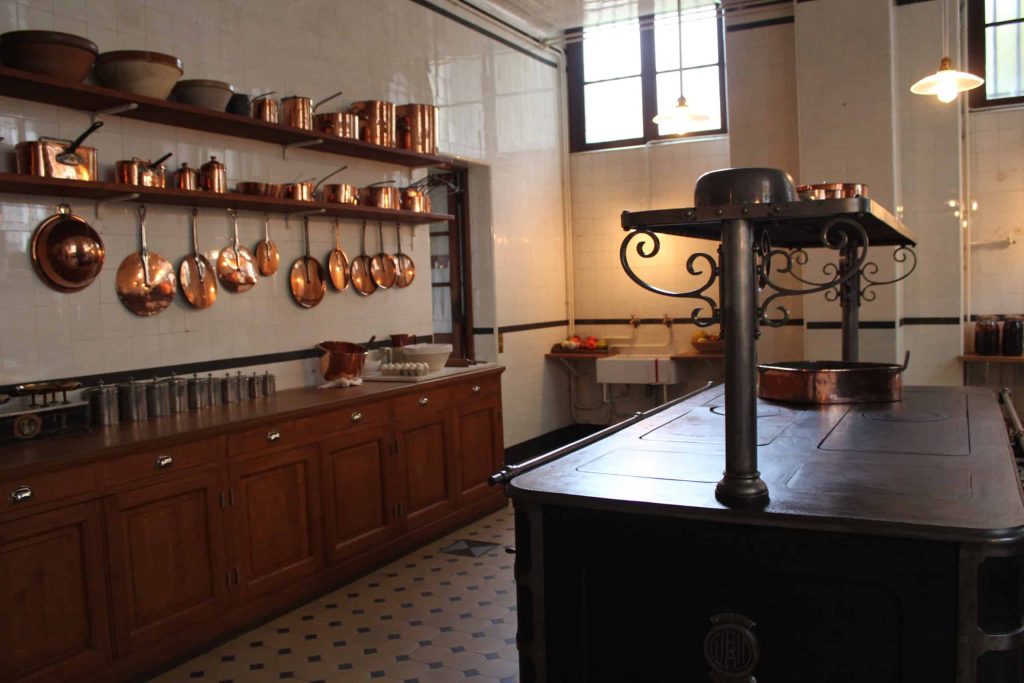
[998,388,1024,457]
[488,381,713,486]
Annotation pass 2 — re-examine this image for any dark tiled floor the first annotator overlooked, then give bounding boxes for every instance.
[149,505,519,683]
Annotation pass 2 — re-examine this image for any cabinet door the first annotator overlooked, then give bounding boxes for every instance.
[455,395,503,505]
[230,445,322,599]
[395,411,456,531]
[105,469,228,654]
[321,424,400,565]
[0,501,112,682]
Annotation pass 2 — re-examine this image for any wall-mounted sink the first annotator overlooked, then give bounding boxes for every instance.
[596,354,681,385]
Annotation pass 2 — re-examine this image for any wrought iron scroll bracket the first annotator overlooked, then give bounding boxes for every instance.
[859,245,917,302]
[619,229,721,327]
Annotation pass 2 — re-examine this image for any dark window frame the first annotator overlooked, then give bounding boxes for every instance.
[567,9,727,153]
[968,1,1024,109]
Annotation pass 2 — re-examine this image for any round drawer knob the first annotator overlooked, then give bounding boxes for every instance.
[267,430,281,442]
[9,485,33,503]
[351,411,363,422]
[419,397,429,406]
[472,385,481,393]
[155,454,174,469]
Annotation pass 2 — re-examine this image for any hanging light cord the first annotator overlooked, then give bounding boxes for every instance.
[676,0,685,101]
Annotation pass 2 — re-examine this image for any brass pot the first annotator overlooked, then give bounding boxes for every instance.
[115,153,171,188]
[315,112,360,139]
[350,100,396,147]
[400,187,430,213]
[321,182,359,205]
[396,103,438,154]
[359,182,400,209]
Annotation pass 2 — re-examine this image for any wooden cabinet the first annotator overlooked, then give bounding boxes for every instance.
[395,409,458,532]
[455,395,503,505]
[229,444,322,599]
[0,502,112,682]
[321,423,400,564]
[104,469,229,654]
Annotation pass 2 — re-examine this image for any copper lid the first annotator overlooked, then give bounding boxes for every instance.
[96,50,183,74]
[0,30,98,55]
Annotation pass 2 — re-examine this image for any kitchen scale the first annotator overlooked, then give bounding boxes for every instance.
[0,380,91,447]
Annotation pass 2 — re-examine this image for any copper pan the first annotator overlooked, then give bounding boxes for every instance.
[216,209,257,293]
[317,341,367,381]
[321,182,359,205]
[31,203,105,292]
[394,223,415,288]
[290,216,326,308]
[255,213,279,276]
[757,351,909,404]
[369,221,397,289]
[326,217,350,291]
[283,165,347,202]
[350,221,376,296]
[116,205,176,316]
[16,120,102,180]
[115,152,172,188]
[359,181,400,209]
[178,208,217,309]
[400,186,430,213]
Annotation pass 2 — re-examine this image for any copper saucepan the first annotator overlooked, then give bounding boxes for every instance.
[315,111,361,139]
[31,203,105,292]
[115,152,172,188]
[283,165,347,202]
[350,100,396,147]
[115,205,176,317]
[321,181,359,205]
[16,120,102,180]
[281,91,344,130]
[359,180,400,209]
[396,103,438,154]
[290,216,326,308]
[400,186,431,213]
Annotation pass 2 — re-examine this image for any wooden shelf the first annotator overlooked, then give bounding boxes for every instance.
[0,66,446,167]
[0,173,453,223]
[959,354,1024,364]
[546,350,618,359]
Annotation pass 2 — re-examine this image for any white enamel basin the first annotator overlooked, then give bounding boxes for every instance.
[595,354,681,385]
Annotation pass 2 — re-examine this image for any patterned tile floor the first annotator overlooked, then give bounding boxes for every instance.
[149,504,519,683]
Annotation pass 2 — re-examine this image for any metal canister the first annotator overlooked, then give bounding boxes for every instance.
[187,374,209,409]
[247,372,262,399]
[117,380,147,422]
[208,375,224,405]
[86,382,119,426]
[145,378,170,417]
[168,375,188,413]
[261,371,276,397]
[236,372,250,401]
[199,156,227,193]
[204,373,217,406]
[221,372,239,403]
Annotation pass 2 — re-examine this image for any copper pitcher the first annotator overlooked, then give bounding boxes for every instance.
[396,103,438,155]
[350,100,396,147]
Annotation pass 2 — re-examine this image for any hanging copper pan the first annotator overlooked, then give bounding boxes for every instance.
[369,221,397,289]
[216,209,257,293]
[255,213,280,276]
[327,217,350,291]
[350,221,376,296]
[116,205,176,316]
[290,216,326,308]
[31,203,105,292]
[179,208,217,309]
[394,223,415,288]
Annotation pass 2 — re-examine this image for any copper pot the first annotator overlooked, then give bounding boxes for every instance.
[400,187,430,213]
[16,121,102,181]
[115,153,171,188]
[281,91,343,130]
[31,204,104,292]
[757,352,909,404]
[236,181,283,198]
[250,94,279,123]
[350,100,396,147]
[318,341,368,381]
[199,156,227,193]
[315,112,361,139]
[396,103,438,154]
[172,162,199,190]
[359,182,400,209]
[284,166,346,202]
[796,182,869,200]
[321,182,359,205]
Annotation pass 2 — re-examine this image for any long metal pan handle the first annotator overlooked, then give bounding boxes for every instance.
[488,381,714,486]
[999,388,1024,457]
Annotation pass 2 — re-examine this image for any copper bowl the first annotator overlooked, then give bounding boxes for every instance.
[0,30,98,83]
[236,182,283,198]
[318,341,368,381]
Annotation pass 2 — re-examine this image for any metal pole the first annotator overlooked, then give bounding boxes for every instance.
[840,244,860,362]
[715,218,769,508]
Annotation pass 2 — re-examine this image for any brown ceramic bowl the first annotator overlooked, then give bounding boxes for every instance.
[95,50,183,99]
[0,30,98,83]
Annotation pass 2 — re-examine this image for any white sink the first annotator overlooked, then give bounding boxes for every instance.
[596,354,681,385]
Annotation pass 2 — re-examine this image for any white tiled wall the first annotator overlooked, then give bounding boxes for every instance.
[0,0,569,448]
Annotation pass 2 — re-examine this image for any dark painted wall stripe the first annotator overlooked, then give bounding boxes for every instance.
[895,0,933,6]
[726,16,795,32]
[500,320,568,333]
[408,0,557,68]
[901,317,960,325]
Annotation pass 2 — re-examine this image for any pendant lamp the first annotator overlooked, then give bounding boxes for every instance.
[653,0,710,133]
[910,0,983,103]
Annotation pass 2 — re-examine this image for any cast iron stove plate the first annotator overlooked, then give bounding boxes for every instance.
[578,448,724,483]
[641,404,800,446]
[819,390,968,456]
[785,461,973,500]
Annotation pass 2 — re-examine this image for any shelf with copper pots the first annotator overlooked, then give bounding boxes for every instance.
[0,173,454,223]
[0,66,446,167]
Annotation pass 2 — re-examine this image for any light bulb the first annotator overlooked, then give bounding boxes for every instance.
[935,71,959,103]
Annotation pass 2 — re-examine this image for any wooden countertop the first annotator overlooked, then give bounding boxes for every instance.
[0,365,503,478]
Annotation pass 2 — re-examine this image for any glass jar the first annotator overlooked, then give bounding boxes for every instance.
[1003,316,1024,356]
[975,316,1001,355]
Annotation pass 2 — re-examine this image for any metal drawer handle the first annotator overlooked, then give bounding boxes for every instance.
[351,411,363,422]
[9,486,33,503]
[472,385,481,393]
[155,455,174,469]
[419,397,429,406]
[267,430,281,442]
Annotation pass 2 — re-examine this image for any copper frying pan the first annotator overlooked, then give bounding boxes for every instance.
[327,217,350,291]
[289,216,326,308]
[216,209,258,293]
[350,221,376,296]
[116,205,177,316]
[369,221,397,289]
[31,203,105,292]
[255,213,280,276]
[179,208,217,309]
[394,222,415,288]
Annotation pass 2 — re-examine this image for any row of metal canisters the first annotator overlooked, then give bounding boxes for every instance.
[85,371,277,426]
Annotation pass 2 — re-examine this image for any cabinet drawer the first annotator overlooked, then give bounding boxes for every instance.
[101,437,221,488]
[228,418,304,457]
[0,463,100,515]
[393,385,451,416]
[315,401,390,436]
[450,375,500,402]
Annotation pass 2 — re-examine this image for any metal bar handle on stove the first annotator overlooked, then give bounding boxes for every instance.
[999,388,1024,456]
[488,381,713,486]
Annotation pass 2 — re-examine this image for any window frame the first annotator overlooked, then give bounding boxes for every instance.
[968,1,1024,109]
[567,9,727,153]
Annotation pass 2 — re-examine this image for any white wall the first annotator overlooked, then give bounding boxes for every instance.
[0,0,570,447]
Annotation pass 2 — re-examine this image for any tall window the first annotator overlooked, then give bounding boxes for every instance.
[567,3,726,152]
[969,0,1024,108]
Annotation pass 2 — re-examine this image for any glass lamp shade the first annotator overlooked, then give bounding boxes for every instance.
[653,95,711,134]
[910,57,984,103]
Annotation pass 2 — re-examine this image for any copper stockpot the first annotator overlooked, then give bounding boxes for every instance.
[359,182,400,209]
[350,100,396,147]
[396,103,437,155]
[757,352,909,404]
[172,162,199,190]
[321,182,359,205]
[250,95,279,123]
[281,91,343,131]
[16,121,103,181]
[115,153,171,188]
[315,112,361,139]
[400,187,430,213]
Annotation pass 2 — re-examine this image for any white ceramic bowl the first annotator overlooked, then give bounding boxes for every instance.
[400,343,452,371]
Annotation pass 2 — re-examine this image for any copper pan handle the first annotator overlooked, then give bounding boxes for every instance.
[314,91,344,112]
[901,350,910,372]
